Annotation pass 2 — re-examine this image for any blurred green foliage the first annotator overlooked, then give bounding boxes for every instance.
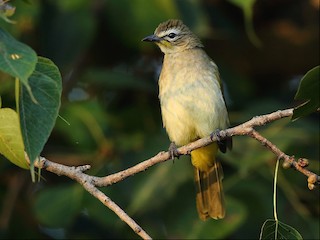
[0,0,319,239]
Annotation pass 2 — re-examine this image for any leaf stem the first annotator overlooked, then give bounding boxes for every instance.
[273,158,279,221]
[273,158,280,239]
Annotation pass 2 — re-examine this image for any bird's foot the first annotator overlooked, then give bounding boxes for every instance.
[210,129,229,153]
[168,142,180,160]
[210,129,222,142]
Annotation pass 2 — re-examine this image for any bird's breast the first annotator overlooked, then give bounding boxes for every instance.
[158,49,228,146]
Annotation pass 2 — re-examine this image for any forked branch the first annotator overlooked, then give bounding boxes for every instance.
[34,108,319,239]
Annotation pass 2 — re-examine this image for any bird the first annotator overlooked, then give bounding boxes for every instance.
[142,19,232,220]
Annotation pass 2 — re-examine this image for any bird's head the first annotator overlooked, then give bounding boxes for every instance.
[142,19,203,54]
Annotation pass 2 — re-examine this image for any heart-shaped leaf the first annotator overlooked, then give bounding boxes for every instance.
[260,219,303,240]
[19,57,62,165]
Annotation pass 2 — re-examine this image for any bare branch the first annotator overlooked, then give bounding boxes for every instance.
[35,158,152,240]
[93,108,318,187]
[33,108,319,239]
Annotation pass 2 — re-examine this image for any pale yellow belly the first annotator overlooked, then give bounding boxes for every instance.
[160,83,228,146]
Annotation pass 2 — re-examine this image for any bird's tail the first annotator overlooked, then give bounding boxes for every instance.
[191,144,225,220]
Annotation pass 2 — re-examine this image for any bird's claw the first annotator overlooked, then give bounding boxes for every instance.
[169,142,180,160]
[210,129,229,153]
[210,129,221,142]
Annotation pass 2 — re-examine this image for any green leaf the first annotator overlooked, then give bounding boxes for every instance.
[34,184,83,227]
[260,219,303,240]
[0,28,37,90]
[292,66,319,121]
[0,108,28,169]
[19,57,62,165]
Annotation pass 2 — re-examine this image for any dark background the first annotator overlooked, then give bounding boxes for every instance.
[0,0,319,239]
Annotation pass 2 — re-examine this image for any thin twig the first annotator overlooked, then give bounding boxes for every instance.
[248,129,319,186]
[35,158,152,240]
[80,180,151,239]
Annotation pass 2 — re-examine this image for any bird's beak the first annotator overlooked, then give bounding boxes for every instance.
[142,34,161,42]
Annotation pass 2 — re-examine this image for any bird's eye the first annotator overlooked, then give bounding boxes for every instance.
[167,33,176,39]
